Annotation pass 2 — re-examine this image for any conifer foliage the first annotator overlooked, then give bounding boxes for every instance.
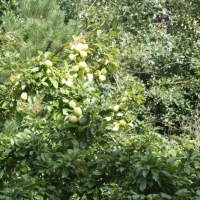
[2,0,78,59]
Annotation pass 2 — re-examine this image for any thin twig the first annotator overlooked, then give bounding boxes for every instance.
[87,0,97,11]
[113,74,120,90]
[107,132,118,145]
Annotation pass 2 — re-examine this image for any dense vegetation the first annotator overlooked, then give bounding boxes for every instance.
[0,0,200,199]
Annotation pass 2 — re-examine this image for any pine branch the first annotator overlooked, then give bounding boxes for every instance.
[2,0,79,59]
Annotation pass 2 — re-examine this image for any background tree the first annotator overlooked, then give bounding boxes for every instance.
[78,0,200,135]
[2,0,79,59]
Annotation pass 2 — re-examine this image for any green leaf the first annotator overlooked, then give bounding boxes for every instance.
[0,170,4,179]
[47,186,56,190]
[62,171,69,178]
[152,171,159,181]
[49,77,58,89]
[42,81,49,87]
[139,179,147,191]
[160,170,171,177]
[44,52,53,59]
[93,171,103,176]
[160,193,171,199]
[28,191,34,200]
[10,138,14,145]
[31,67,39,73]
[146,147,152,155]
[196,190,200,196]
[132,193,141,200]
[79,116,88,124]
[102,186,113,194]
[97,30,103,37]
[41,153,46,162]
[109,31,118,38]
[185,166,194,175]
[62,98,69,103]
[175,189,189,195]
[142,169,149,177]
[64,61,69,70]
[80,141,87,149]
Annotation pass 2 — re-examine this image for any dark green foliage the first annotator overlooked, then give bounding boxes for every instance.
[1,128,200,199]
[57,0,80,23]
[1,0,200,199]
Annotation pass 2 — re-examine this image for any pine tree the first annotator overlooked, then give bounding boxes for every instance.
[2,0,79,59]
